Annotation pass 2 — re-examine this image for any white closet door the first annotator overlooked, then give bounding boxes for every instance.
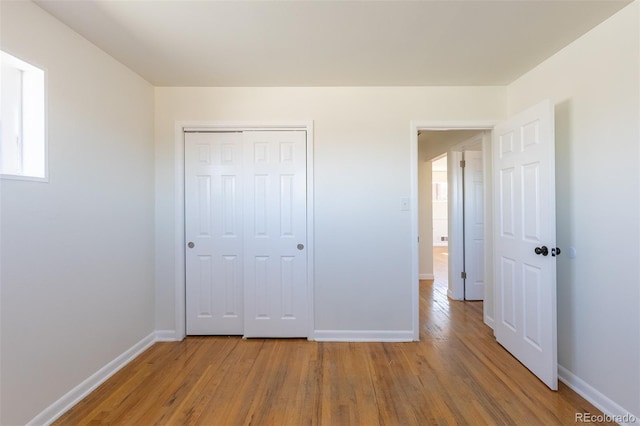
[243,131,308,338]
[185,130,308,338]
[185,132,244,335]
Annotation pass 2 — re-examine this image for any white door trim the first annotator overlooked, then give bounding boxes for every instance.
[174,121,315,340]
[448,150,465,300]
[410,121,496,341]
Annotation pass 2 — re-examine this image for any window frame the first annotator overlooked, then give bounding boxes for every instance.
[1,50,48,183]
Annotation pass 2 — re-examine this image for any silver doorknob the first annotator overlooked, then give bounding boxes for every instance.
[188,242,195,248]
[297,244,304,250]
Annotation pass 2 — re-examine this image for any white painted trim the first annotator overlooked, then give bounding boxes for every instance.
[305,123,316,340]
[409,123,420,341]
[419,273,434,280]
[314,330,414,342]
[481,130,494,330]
[410,121,497,343]
[0,173,48,182]
[448,150,464,301]
[174,121,315,339]
[155,329,180,342]
[174,123,186,340]
[559,365,639,425]
[483,316,495,330]
[411,121,498,130]
[27,332,156,426]
[447,288,462,301]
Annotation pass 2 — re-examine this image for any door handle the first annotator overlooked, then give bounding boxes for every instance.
[534,246,549,256]
[187,242,195,249]
[552,247,561,257]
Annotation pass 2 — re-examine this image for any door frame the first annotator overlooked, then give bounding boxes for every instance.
[410,121,496,340]
[174,121,315,340]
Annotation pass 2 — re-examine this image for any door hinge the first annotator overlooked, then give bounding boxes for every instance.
[460,160,466,168]
[461,271,467,279]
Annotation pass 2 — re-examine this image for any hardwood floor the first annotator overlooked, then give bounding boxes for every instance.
[433,245,448,290]
[54,278,611,425]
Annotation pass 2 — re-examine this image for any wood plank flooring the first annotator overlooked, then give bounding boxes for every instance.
[54,268,611,424]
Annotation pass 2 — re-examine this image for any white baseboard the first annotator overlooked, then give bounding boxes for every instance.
[419,273,434,280]
[155,329,181,342]
[483,315,494,330]
[447,288,464,300]
[313,330,414,342]
[27,332,157,426]
[558,365,639,425]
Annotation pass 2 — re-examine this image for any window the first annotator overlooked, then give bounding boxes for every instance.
[1,51,46,181]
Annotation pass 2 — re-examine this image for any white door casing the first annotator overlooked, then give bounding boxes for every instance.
[464,150,485,300]
[493,99,558,390]
[184,130,309,338]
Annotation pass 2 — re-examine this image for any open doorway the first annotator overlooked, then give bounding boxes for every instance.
[416,127,495,332]
[418,129,482,294]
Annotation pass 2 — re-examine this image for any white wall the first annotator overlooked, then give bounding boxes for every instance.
[0,2,155,425]
[155,87,506,334]
[417,149,434,280]
[432,170,448,246]
[508,1,640,417]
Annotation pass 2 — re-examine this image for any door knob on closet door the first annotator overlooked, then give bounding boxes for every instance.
[187,242,195,249]
[534,246,548,256]
[297,244,304,250]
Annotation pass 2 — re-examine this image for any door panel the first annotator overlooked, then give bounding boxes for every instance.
[243,131,308,338]
[493,99,557,390]
[463,150,484,300]
[185,132,244,335]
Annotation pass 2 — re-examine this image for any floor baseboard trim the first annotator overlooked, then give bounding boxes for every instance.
[419,273,434,280]
[313,330,413,342]
[155,329,181,341]
[558,365,639,425]
[27,332,157,426]
[483,315,495,330]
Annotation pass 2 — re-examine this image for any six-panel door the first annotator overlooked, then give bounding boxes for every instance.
[185,130,308,338]
[493,100,558,390]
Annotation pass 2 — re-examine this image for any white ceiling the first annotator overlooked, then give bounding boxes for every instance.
[33,0,631,87]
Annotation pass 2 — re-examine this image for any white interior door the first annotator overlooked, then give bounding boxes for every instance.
[243,131,308,338]
[463,150,484,300]
[493,99,558,390]
[185,132,244,335]
[185,130,308,338]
